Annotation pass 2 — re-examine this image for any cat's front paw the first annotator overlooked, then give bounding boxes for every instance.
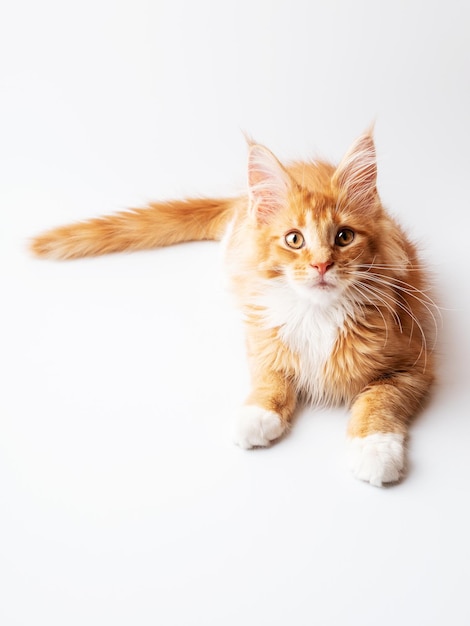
[348,433,405,487]
[233,405,285,449]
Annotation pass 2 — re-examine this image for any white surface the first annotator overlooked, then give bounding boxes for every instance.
[1,1,470,624]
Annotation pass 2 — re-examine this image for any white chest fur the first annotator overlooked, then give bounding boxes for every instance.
[253,279,350,403]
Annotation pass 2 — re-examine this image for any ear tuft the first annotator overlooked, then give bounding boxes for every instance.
[248,144,291,222]
[333,132,378,208]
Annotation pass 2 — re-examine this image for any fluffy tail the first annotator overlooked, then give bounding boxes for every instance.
[30,196,239,260]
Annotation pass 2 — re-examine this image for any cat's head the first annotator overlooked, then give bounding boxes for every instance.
[246,132,409,306]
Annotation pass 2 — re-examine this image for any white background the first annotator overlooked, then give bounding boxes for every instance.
[1,1,470,624]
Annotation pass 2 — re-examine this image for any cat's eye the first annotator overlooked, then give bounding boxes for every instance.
[335,228,355,247]
[285,230,305,249]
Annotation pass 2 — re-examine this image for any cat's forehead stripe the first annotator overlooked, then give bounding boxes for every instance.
[293,190,338,232]
[304,211,331,248]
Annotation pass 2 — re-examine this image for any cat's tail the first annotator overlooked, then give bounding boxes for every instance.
[30,196,240,260]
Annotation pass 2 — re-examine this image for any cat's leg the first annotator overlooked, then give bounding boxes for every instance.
[347,371,433,486]
[233,368,297,449]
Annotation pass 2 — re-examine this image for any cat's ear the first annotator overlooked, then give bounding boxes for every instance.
[332,132,378,209]
[248,144,292,222]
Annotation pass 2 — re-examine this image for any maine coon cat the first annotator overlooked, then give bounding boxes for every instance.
[31,131,436,486]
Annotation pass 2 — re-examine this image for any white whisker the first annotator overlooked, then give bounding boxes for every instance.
[350,275,429,367]
[349,283,390,346]
[353,281,403,332]
[351,270,441,349]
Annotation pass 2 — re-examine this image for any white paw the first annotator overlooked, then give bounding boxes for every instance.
[348,433,405,487]
[233,405,285,449]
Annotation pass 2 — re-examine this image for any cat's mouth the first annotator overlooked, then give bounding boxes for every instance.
[293,278,338,298]
[312,277,336,290]
[288,274,342,300]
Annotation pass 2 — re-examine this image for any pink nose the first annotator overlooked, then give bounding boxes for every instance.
[311,261,334,276]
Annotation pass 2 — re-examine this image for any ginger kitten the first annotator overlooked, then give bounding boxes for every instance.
[31,131,436,486]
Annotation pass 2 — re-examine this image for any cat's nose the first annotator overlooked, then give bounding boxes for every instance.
[311,261,334,276]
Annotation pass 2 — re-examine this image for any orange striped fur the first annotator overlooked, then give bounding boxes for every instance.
[31,131,437,486]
